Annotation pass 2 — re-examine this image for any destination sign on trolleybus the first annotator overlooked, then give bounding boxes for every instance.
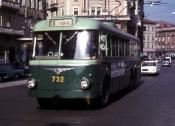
[49,19,73,27]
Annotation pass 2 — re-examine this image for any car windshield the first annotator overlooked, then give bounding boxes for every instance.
[33,30,98,60]
[142,62,157,66]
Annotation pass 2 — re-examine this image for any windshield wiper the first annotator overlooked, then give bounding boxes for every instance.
[45,32,57,45]
[65,31,78,44]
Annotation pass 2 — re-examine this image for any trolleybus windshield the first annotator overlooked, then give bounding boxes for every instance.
[33,30,98,60]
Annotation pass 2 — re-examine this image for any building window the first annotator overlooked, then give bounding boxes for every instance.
[91,7,95,15]
[35,0,38,9]
[20,16,25,29]
[61,9,64,16]
[18,0,20,4]
[97,7,101,15]
[31,0,35,8]
[39,0,42,11]
[147,26,149,31]
[22,0,25,6]
[73,7,79,16]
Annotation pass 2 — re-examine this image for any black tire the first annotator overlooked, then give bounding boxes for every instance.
[96,78,109,107]
[129,76,135,90]
[14,73,19,80]
[129,68,136,90]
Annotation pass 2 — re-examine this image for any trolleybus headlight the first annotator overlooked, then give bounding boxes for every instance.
[27,79,37,89]
[80,78,90,90]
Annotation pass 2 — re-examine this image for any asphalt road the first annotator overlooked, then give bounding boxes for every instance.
[0,66,175,126]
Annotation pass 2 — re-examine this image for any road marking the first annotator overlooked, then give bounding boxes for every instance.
[0,79,27,88]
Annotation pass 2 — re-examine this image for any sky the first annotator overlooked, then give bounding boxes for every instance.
[144,0,175,24]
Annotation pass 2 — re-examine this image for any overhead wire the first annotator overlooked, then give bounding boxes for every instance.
[144,0,175,17]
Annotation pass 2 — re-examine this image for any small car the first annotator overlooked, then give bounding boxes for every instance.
[162,59,170,67]
[0,63,25,81]
[141,60,160,75]
[165,56,171,63]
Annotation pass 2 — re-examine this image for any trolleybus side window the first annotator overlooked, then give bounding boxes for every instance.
[111,36,118,57]
[129,40,135,57]
[116,38,119,57]
[111,37,115,57]
[123,39,130,58]
[107,34,111,57]
[119,38,124,57]
[90,32,98,59]
[125,40,130,57]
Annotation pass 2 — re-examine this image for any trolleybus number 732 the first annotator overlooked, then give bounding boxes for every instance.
[51,76,64,83]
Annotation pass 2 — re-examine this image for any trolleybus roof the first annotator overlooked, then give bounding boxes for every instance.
[33,16,139,41]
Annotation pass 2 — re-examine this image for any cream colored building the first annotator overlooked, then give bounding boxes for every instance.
[143,19,157,58]
[143,19,175,58]
[157,27,175,58]
[47,0,128,17]
[46,0,144,36]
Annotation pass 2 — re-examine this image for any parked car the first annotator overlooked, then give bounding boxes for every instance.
[0,63,26,81]
[141,60,160,75]
[162,59,170,67]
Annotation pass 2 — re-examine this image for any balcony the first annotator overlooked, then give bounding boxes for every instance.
[0,1,21,10]
[0,27,24,36]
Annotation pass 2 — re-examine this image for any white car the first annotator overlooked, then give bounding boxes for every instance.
[141,60,160,75]
[162,59,170,67]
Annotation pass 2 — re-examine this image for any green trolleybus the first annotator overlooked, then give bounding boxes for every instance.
[27,16,141,108]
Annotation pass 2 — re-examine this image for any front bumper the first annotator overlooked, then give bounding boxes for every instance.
[141,70,159,75]
[28,87,100,99]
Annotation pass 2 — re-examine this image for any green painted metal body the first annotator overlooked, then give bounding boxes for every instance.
[28,16,141,101]
[28,60,107,99]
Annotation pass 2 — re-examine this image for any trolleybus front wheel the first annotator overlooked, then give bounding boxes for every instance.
[96,78,109,107]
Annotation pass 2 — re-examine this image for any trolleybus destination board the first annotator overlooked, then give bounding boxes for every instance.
[49,19,73,27]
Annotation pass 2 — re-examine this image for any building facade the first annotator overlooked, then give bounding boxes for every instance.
[47,0,144,48]
[0,0,44,64]
[143,19,175,58]
[156,27,175,58]
[143,19,157,58]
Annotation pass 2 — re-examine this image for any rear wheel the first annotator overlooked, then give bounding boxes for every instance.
[129,68,137,90]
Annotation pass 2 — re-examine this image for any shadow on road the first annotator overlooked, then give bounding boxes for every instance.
[108,80,144,106]
[37,80,144,111]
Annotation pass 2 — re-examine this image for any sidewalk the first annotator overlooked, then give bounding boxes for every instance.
[0,79,27,88]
